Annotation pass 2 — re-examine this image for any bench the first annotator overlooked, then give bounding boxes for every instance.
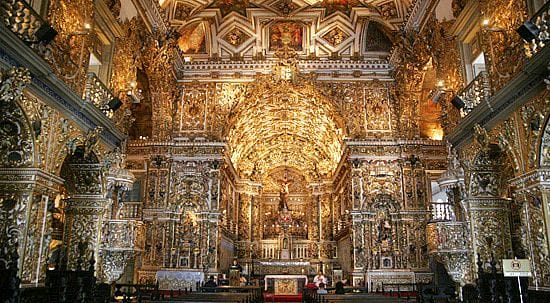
[317,293,410,303]
[141,292,253,302]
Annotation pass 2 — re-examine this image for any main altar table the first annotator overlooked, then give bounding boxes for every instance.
[263,274,308,302]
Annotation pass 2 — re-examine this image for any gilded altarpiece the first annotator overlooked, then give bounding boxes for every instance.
[127,142,225,282]
[341,142,445,285]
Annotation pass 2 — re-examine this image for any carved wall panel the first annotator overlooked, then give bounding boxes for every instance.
[467,198,513,268]
[176,85,211,133]
[0,68,34,168]
[364,87,392,134]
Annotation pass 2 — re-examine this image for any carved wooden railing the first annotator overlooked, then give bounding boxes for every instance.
[83,72,115,117]
[456,71,491,117]
[524,0,550,56]
[120,201,142,219]
[0,0,56,45]
[429,202,455,222]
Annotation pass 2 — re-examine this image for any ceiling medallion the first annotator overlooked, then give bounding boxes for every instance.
[271,0,300,16]
[223,28,251,47]
[322,27,349,47]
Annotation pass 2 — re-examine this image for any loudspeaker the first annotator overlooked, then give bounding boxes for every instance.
[516,21,540,42]
[107,97,122,111]
[451,96,465,109]
[35,23,58,44]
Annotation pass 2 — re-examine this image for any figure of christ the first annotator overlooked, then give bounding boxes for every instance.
[279,177,290,210]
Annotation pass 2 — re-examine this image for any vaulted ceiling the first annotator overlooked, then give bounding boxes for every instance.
[160,0,412,59]
[227,79,345,181]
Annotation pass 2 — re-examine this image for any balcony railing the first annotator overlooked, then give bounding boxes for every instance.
[1,0,56,45]
[119,201,142,219]
[524,1,550,56]
[456,71,491,117]
[83,72,116,117]
[429,201,455,222]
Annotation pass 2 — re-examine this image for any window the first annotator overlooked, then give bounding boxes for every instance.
[87,30,113,84]
[88,53,102,78]
[460,33,486,83]
[451,0,486,84]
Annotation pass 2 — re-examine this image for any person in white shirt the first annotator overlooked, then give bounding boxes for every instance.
[313,271,327,287]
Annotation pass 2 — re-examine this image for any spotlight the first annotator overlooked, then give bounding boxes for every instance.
[516,21,540,42]
[107,97,122,111]
[451,96,465,109]
[35,23,58,44]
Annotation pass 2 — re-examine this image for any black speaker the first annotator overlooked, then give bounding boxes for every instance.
[107,97,122,111]
[451,96,465,109]
[35,23,58,44]
[516,21,540,42]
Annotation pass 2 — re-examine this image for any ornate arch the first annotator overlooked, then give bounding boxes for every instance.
[0,68,35,168]
[226,75,346,181]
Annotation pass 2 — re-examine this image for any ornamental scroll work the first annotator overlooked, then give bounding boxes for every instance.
[0,68,34,168]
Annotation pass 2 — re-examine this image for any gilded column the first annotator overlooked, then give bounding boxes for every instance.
[99,152,137,283]
[464,148,513,270]
[62,160,108,271]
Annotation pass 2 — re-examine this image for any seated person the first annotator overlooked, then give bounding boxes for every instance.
[313,271,327,287]
[335,279,347,294]
[204,275,217,287]
[317,283,328,294]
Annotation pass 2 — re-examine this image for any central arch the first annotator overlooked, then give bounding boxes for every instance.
[226,77,346,182]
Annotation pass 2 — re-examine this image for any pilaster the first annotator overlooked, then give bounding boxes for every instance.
[62,162,108,272]
[510,169,550,287]
[0,168,64,285]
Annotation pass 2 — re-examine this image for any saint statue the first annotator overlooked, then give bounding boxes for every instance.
[279,179,289,210]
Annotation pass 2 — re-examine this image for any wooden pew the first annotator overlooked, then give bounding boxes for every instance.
[317,293,409,303]
[141,291,252,302]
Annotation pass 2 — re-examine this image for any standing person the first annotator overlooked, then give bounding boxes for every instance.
[230,258,242,272]
[313,271,327,287]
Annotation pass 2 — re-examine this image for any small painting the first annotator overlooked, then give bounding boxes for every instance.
[269,21,303,51]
